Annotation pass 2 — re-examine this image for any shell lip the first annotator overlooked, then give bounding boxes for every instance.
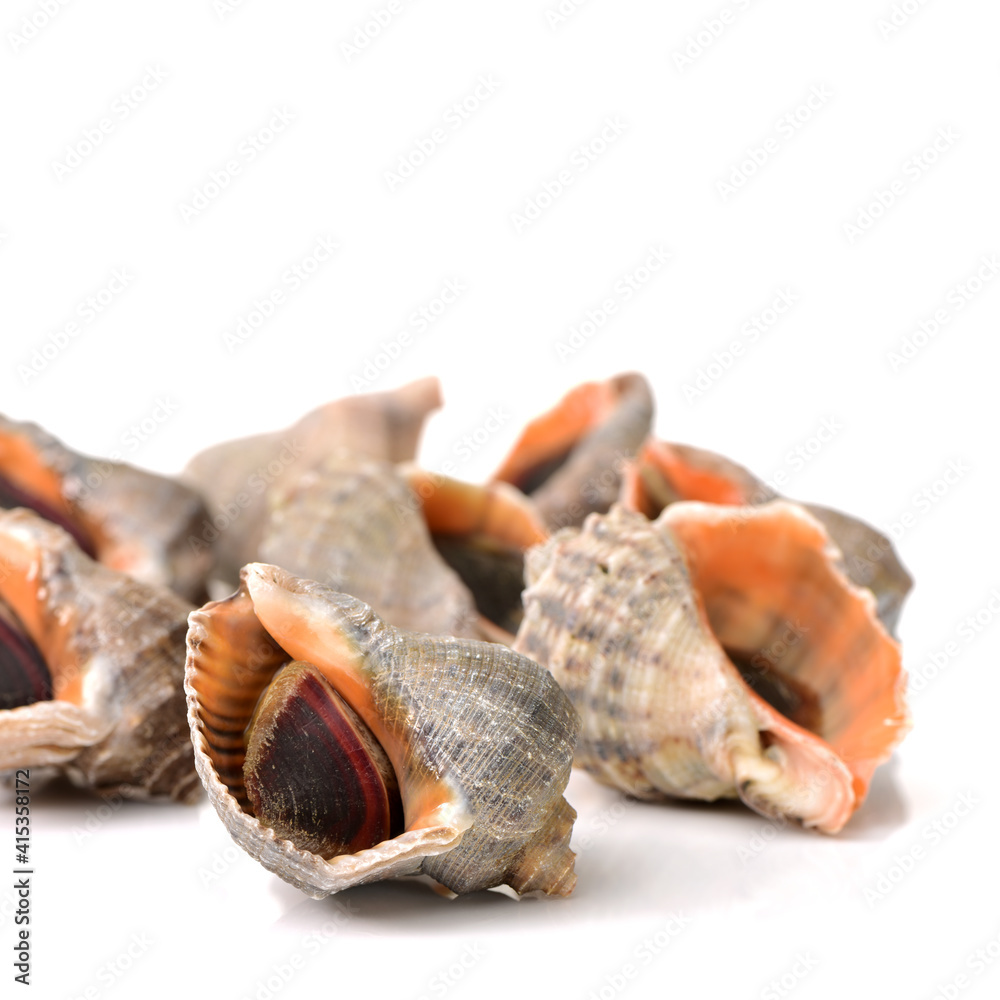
[183,576,474,895]
[660,500,910,825]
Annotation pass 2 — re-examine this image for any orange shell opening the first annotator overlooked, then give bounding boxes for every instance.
[492,380,621,491]
[661,502,909,813]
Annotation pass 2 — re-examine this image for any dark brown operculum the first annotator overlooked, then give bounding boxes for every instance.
[243,661,403,859]
[0,598,51,711]
[0,472,97,560]
[432,534,526,636]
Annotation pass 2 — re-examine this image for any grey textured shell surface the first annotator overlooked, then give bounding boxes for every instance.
[0,414,211,603]
[514,505,745,801]
[259,456,480,638]
[185,566,580,897]
[334,597,580,893]
[0,510,198,801]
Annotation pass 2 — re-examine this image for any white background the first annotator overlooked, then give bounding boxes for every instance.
[2,1,999,997]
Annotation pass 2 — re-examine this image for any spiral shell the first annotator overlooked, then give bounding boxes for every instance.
[514,502,909,833]
[0,415,211,603]
[185,563,579,897]
[182,378,443,584]
[622,438,913,634]
[0,509,198,801]
[259,456,482,638]
[492,373,653,531]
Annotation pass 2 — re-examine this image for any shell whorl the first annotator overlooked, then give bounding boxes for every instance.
[185,563,580,897]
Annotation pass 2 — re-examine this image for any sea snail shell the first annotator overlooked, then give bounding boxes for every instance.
[0,414,212,604]
[514,502,909,833]
[492,373,654,531]
[185,563,580,897]
[621,438,913,635]
[259,456,546,643]
[0,509,198,801]
[182,378,443,586]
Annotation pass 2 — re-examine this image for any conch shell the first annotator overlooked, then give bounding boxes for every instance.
[185,563,579,897]
[0,509,198,801]
[622,439,913,634]
[260,457,546,642]
[259,456,481,638]
[182,378,443,584]
[492,373,653,531]
[514,502,909,833]
[407,468,547,642]
[0,414,211,603]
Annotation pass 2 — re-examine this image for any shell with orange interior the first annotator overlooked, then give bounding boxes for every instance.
[258,456,546,643]
[184,563,580,897]
[621,438,913,635]
[514,501,909,833]
[182,378,444,585]
[492,373,653,531]
[0,414,212,603]
[0,508,198,801]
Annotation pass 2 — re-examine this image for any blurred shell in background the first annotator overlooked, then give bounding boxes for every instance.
[0,509,198,802]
